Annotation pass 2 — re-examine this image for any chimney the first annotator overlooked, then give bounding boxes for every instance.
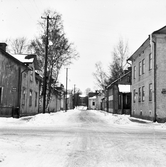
[0,43,7,52]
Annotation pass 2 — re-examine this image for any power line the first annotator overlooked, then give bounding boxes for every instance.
[17,0,36,22]
[32,0,41,16]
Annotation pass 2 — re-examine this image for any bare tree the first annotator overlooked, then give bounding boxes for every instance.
[85,88,92,96]
[29,9,79,110]
[108,38,129,84]
[6,37,28,54]
[93,61,108,90]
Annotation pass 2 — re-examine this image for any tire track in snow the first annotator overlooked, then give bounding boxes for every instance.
[65,110,114,167]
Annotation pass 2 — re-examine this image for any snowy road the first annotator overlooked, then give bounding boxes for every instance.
[0,108,166,167]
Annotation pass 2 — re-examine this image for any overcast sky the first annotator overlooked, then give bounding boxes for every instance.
[0,0,166,94]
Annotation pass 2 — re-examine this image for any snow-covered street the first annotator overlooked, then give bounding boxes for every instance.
[1,108,166,167]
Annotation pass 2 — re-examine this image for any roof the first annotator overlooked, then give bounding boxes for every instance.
[107,70,131,89]
[0,48,23,66]
[118,84,130,93]
[89,96,96,100]
[11,54,40,70]
[11,54,35,63]
[127,38,149,61]
[127,25,166,62]
[153,25,166,34]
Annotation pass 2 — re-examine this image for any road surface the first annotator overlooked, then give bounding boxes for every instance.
[0,108,166,167]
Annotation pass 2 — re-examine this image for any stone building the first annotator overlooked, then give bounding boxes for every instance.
[128,25,166,122]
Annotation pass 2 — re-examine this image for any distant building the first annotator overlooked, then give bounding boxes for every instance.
[88,90,103,110]
[88,96,97,110]
[128,25,166,122]
[47,87,64,112]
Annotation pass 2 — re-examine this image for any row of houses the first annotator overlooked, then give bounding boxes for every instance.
[87,69,131,115]
[2,25,166,123]
[0,43,67,117]
[88,25,166,123]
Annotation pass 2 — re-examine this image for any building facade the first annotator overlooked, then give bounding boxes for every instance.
[0,43,41,117]
[88,96,97,110]
[106,70,131,115]
[128,26,166,122]
[88,91,103,110]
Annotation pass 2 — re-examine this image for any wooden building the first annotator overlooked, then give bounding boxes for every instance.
[0,43,41,117]
[106,69,131,115]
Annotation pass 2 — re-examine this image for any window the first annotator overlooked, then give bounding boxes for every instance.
[35,92,37,107]
[142,59,145,74]
[133,66,136,79]
[133,89,136,103]
[119,94,121,108]
[22,87,26,106]
[29,90,32,106]
[30,71,33,82]
[0,87,3,104]
[23,73,26,78]
[149,83,152,101]
[139,61,142,76]
[142,86,145,102]
[92,101,95,106]
[138,87,141,102]
[149,53,152,70]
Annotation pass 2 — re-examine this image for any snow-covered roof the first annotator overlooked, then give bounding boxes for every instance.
[89,96,96,100]
[118,84,130,93]
[11,54,34,63]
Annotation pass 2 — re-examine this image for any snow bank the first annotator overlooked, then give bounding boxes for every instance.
[89,110,132,125]
[26,109,80,126]
[0,109,80,127]
[1,109,166,129]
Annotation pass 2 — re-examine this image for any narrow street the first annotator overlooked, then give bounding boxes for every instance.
[0,108,166,167]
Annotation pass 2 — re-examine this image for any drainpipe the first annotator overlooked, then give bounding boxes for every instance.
[18,67,21,118]
[152,36,157,122]
[126,60,132,116]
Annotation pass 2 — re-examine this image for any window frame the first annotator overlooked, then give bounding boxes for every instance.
[149,83,152,101]
[142,59,145,74]
[30,71,33,82]
[0,87,3,104]
[118,94,121,108]
[29,90,32,107]
[133,66,136,79]
[35,92,37,107]
[138,87,141,102]
[139,61,142,76]
[142,86,145,102]
[149,53,152,70]
[22,87,26,106]
[133,89,136,103]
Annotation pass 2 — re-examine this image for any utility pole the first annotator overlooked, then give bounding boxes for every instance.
[73,84,76,109]
[65,68,68,112]
[41,15,54,114]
